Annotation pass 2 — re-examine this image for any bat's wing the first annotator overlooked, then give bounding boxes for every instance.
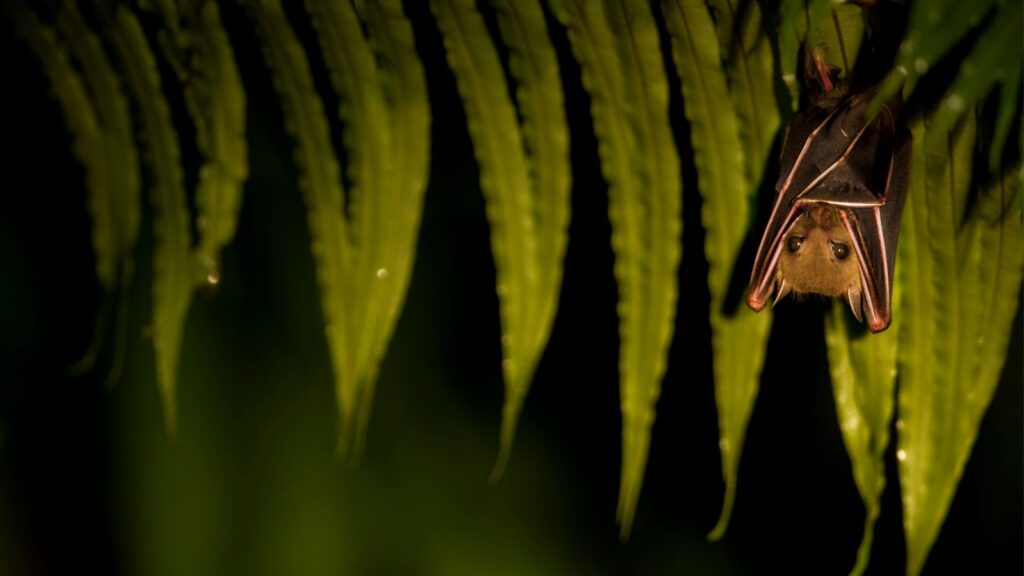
[841,123,911,332]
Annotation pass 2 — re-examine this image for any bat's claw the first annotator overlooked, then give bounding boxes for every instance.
[846,285,864,323]
[772,279,791,307]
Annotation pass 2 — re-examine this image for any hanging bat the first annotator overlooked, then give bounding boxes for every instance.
[746,52,911,332]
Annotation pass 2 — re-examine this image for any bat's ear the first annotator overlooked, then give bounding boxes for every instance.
[801,46,843,102]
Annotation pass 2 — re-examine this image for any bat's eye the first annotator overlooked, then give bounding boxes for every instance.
[786,236,804,252]
[832,241,850,260]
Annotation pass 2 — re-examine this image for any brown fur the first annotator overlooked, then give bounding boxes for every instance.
[776,204,861,298]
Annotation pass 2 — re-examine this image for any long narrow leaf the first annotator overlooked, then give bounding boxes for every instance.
[661,0,771,540]
[110,7,194,434]
[47,2,141,294]
[896,112,1023,576]
[143,0,248,287]
[354,0,432,452]
[55,2,142,381]
[243,0,353,447]
[187,1,249,287]
[432,0,571,477]
[928,1,1023,171]
[824,302,898,576]
[306,0,393,456]
[666,0,778,539]
[6,2,110,362]
[874,0,997,110]
[430,0,533,471]
[550,0,682,538]
[896,112,972,576]
[307,0,431,456]
[487,0,571,477]
[707,0,777,185]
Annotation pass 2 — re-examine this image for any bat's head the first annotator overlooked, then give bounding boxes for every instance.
[771,203,864,321]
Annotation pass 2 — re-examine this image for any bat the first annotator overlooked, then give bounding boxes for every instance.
[746,51,911,333]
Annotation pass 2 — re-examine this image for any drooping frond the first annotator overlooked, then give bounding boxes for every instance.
[550,0,682,538]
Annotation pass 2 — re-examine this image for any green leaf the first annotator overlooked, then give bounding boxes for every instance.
[242,0,352,446]
[307,0,431,457]
[824,302,898,576]
[110,6,194,434]
[55,2,142,382]
[430,0,532,473]
[356,0,432,450]
[707,0,777,183]
[431,0,570,478]
[144,0,248,287]
[7,2,134,379]
[897,112,1023,576]
[661,0,756,540]
[306,0,391,457]
[805,1,863,77]
[663,0,777,539]
[43,2,141,294]
[927,1,1023,171]
[487,0,572,477]
[550,0,682,538]
[777,0,803,110]
[186,1,249,287]
[874,0,997,111]
[778,0,865,111]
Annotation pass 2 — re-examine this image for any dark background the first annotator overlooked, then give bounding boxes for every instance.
[1,2,1020,575]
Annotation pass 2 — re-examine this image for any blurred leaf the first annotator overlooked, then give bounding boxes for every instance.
[778,0,865,110]
[897,111,1023,576]
[352,0,432,457]
[8,1,130,378]
[306,0,393,456]
[242,0,352,445]
[145,0,248,286]
[487,0,571,477]
[928,1,1023,171]
[873,0,998,110]
[52,1,142,291]
[550,0,682,538]
[187,2,249,287]
[777,0,803,110]
[308,0,430,455]
[110,6,194,434]
[824,302,898,576]
[804,1,864,79]
[55,2,142,382]
[246,0,429,456]
[429,0,528,471]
